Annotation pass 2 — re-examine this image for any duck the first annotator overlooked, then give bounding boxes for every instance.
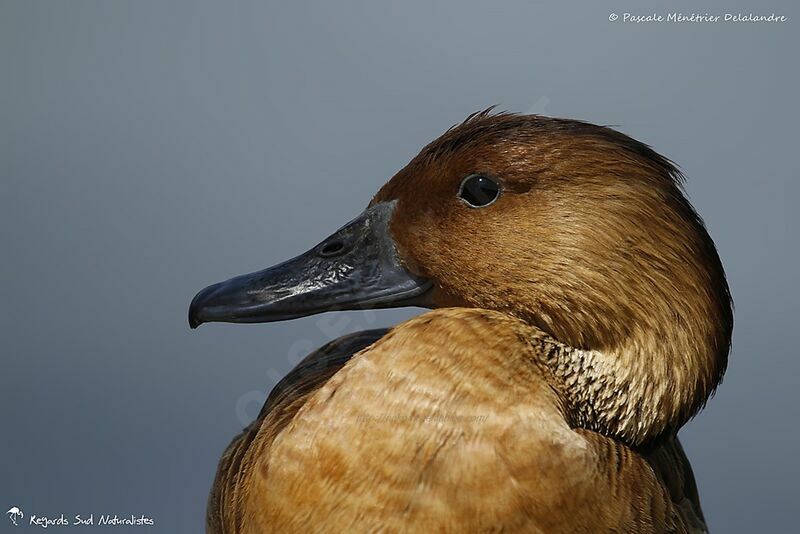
[189,110,733,533]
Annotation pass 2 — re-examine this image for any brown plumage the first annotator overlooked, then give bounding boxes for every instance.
[203,111,732,533]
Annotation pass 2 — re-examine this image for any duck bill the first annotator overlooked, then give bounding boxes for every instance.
[188,201,431,328]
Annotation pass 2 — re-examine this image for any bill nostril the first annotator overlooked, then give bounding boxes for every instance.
[319,240,347,257]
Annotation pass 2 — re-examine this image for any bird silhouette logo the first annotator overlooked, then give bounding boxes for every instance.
[6,507,23,526]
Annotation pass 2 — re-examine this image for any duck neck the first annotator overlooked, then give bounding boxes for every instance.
[529,331,689,447]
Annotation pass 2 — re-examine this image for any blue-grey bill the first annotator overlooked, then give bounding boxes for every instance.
[188,201,431,328]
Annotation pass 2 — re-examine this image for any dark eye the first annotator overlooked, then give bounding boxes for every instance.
[458,174,501,208]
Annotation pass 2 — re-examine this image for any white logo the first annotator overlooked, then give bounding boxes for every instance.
[7,507,23,526]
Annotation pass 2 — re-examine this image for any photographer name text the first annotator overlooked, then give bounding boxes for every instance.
[610,12,788,23]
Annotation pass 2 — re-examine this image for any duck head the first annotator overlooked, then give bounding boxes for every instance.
[189,110,732,445]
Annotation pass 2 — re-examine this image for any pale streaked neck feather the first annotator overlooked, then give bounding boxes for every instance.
[530,330,695,446]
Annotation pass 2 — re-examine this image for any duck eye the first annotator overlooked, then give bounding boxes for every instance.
[458,174,501,208]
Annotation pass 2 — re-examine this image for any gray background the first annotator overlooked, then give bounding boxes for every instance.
[1,0,797,532]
